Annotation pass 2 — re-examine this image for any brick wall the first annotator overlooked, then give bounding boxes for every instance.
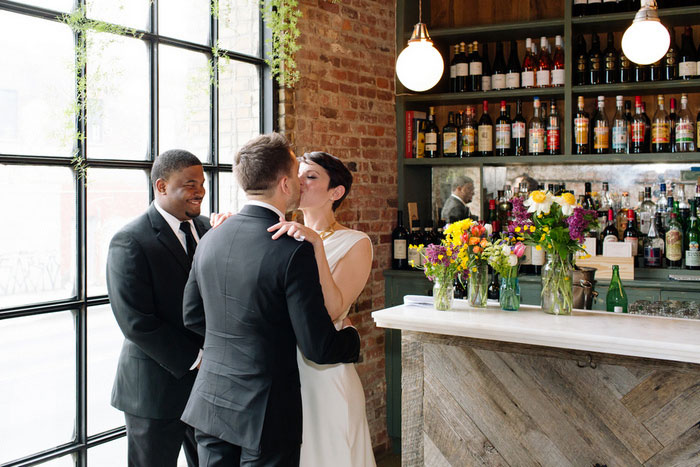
[280,0,397,455]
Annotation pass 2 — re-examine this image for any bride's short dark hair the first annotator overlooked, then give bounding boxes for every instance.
[300,151,353,211]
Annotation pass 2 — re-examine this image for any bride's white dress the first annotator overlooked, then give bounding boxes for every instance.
[297,229,376,467]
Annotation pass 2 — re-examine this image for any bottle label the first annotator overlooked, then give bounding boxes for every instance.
[588,0,601,4]
[697,61,700,76]
[456,63,469,77]
[393,239,407,260]
[512,121,526,138]
[624,237,638,256]
[536,70,551,87]
[528,128,545,153]
[574,117,589,145]
[676,121,694,143]
[443,131,457,154]
[425,132,437,151]
[686,245,700,266]
[577,56,586,73]
[482,75,491,91]
[574,0,586,4]
[492,74,506,90]
[639,212,651,235]
[679,61,696,77]
[495,123,511,149]
[547,127,560,152]
[652,122,670,144]
[666,230,682,261]
[612,125,628,150]
[605,55,616,71]
[521,71,535,87]
[407,246,421,267]
[604,234,618,243]
[478,125,493,151]
[450,65,456,79]
[506,72,520,88]
[631,121,645,143]
[462,128,476,153]
[589,57,601,71]
[594,126,609,150]
[470,62,483,76]
[416,131,425,158]
[551,68,565,86]
[614,306,623,313]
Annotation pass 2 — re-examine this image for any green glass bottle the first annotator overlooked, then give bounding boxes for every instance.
[606,265,628,313]
[685,200,700,270]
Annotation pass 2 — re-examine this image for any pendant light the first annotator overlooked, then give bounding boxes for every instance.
[621,0,670,65]
[395,0,444,92]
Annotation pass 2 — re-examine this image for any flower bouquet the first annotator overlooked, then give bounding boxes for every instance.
[485,239,526,311]
[444,219,491,308]
[511,191,598,315]
[409,242,462,311]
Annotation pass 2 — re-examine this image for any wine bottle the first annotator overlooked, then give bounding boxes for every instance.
[456,42,469,92]
[685,200,700,270]
[442,111,460,157]
[603,32,618,84]
[487,268,500,300]
[491,41,507,91]
[588,33,602,85]
[521,38,535,88]
[602,0,618,14]
[512,99,527,156]
[495,100,511,156]
[669,97,677,152]
[651,95,670,153]
[624,209,640,257]
[616,192,630,240]
[460,105,477,157]
[624,100,633,153]
[631,96,648,153]
[574,95,590,154]
[551,35,565,87]
[665,27,678,81]
[606,265,628,313]
[642,102,652,152]
[676,93,696,152]
[679,26,697,80]
[592,95,610,154]
[425,106,440,158]
[536,36,551,88]
[619,49,632,83]
[611,95,628,154]
[407,219,424,269]
[546,99,561,155]
[601,208,619,244]
[392,210,410,270]
[575,35,588,85]
[528,97,546,155]
[487,198,500,234]
[506,39,521,89]
[649,57,663,82]
[574,0,588,16]
[666,212,683,268]
[633,61,648,82]
[481,43,492,92]
[470,41,483,92]
[588,0,602,15]
[478,100,493,156]
[449,44,459,93]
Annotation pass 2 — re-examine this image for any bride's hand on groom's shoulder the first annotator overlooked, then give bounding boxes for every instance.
[210,212,233,228]
[268,218,321,246]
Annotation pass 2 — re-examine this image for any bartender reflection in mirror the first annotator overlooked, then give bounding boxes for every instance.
[441,176,474,222]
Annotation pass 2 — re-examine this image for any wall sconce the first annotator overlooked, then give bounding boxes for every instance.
[395,0,444,92]
[621,0,670,65]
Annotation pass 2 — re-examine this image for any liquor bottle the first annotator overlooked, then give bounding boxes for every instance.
[634,61,648,82]
[638,186,655,236]
[657,182,668,216]
[676,93,696,152]
[537,36,551,88]
[624,209,640,257]
[619,49,632,83]
[644,213,665,268]
[582,182,596,210]
[511,99,527,156]
[676,181,690,223]
[611,95,628,154]
[470,41,483,92]
[642,102,652,150]
[551,35,565,87]
[478,100,493,156]
[616,192,631,239]
[407,219,424,269]
[546,99,561,155]
[592,95,610,154]
[606,265,628,313]
[588,0,602,15]
[631,96,649,153]
[487,198,500,234]
[491,41,507,91]
[456,42,469,92]
[494,100,512,156]
[685,200,700,270]
[425,107,440,158]
[651,95,671,153]
[666,212,683,268]
[665,27,678,81]
[481,43,492,92]
[392,210,410,270]
[506,39,521,89]
[528,97,546,155]
[575,35,588,86]
[669,97,677,152]
[574,0,587,16]
[601,208,620,244]
[460,105,477,157]
[442,111,460,157]
[424,220,439,246]
[573,95,590,154]
[624,100,633,153]
[679,26,697,80]
[588,33,602,85]
[597,182,614,233]
[521,38,536,88]
[603,31,618,84]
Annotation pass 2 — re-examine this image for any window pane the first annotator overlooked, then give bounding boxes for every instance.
[218,0,260,57]
[87,33,149,160]
[88,437,126,466]
[218,62,260,165]
[201,171,211,217]
[87,169,149,297]
[159,46,211,162]
[0,166,75,309]
[87,0,150,31]
[219,171,246,214]
[0,12,74,156]
[159,0,210,45]
[87,305,124,436]
[0,312,76,464]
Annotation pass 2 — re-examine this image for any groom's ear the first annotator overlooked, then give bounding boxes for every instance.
[279,175,291,195]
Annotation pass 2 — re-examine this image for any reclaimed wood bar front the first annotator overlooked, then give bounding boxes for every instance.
[372,302,700,466]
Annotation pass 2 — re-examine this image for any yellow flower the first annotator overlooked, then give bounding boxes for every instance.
[540,234,546,241]
[517,236,524,241]
[409,244,417,249]
[542,226,549,233]
[446,248,452,256]
[564,276,569,281]
[409,260,415,267]
[524,190,555,215]
[472,267,477,272]
[538,213,543,218]
[515,226,521,233]
[554,192,577,215]
[438,254,443,260]
[530,225,536,232]
[535,245,542,250]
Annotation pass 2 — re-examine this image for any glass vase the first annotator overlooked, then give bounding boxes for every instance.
[499,275,520,311]
[541,253,574,315]
[467,263,489,308]
[433,277,455,311]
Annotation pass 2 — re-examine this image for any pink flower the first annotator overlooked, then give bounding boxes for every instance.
[512,242,526,258]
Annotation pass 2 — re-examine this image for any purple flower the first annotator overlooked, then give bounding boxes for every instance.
[566,207,596,242]
[510,196,533,230]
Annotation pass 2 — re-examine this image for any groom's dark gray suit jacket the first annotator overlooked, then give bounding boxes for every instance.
[181,204,360,452]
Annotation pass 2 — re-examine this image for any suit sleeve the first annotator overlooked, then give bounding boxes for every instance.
[106,230,201,379]
[285,241,360,364]
[183,265,206,337]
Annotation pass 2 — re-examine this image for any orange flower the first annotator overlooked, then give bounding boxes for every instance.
[472,245,482,254]
[468,236,480,245]
[471,225,481,236]
[480,238,489,248]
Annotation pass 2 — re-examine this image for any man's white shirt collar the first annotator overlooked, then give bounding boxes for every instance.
[245,200,285,220]
[154,200,200,250]
[450,193,467,207]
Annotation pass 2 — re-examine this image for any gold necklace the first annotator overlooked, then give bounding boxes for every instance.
[318,221,338,240]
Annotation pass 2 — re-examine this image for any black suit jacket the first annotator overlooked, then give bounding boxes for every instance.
[441,195,470,222]
[181,204,360,452]
[106,203,210,419]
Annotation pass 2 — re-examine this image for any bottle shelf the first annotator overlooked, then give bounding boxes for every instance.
[573,79,700,97]
[571,6,700,33]
[424,18,565,43]
[402,87,565,105]
[403,152,700,167]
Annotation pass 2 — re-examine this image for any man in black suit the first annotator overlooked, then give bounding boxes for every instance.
[106,149,210,467]
[441,175,474,222]
[181,132,361,466]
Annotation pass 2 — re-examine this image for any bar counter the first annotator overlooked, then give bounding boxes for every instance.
[373,301,700,466]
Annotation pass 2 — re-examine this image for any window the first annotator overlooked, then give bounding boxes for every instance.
[0,1,269,465]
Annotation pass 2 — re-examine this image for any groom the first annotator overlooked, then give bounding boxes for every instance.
[181,132,361,465]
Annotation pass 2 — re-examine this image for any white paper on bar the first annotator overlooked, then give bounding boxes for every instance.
[603,241,633,257]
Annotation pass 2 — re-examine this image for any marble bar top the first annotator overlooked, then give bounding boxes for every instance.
[372,298,700,365]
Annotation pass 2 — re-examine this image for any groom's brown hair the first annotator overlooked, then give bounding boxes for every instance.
[234,132,294,194]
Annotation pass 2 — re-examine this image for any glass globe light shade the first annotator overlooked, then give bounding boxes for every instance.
[621,20,670,65]
[396,40,444,92]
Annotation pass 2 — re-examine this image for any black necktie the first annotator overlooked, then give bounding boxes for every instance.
[179,221,197,265]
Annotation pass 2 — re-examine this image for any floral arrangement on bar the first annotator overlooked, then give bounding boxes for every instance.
[510,190,598,315]
[484,238,527,311]
[444,219,491,308]
[408,242,463,311]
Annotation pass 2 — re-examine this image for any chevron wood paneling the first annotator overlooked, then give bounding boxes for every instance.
[401,331,700,467]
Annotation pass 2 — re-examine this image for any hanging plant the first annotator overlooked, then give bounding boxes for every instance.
[260,0,302,88]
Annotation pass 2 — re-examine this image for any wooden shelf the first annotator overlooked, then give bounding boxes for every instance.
[423,18,565,43]
[403,152,700,167]
[401,87,565,105]
[573,79,700,97]
[572,6,700,32]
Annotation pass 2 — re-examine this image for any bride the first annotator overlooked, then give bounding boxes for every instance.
[268,151,376,467]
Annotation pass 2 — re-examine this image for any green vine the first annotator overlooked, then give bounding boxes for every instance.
[260,0,303,88]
